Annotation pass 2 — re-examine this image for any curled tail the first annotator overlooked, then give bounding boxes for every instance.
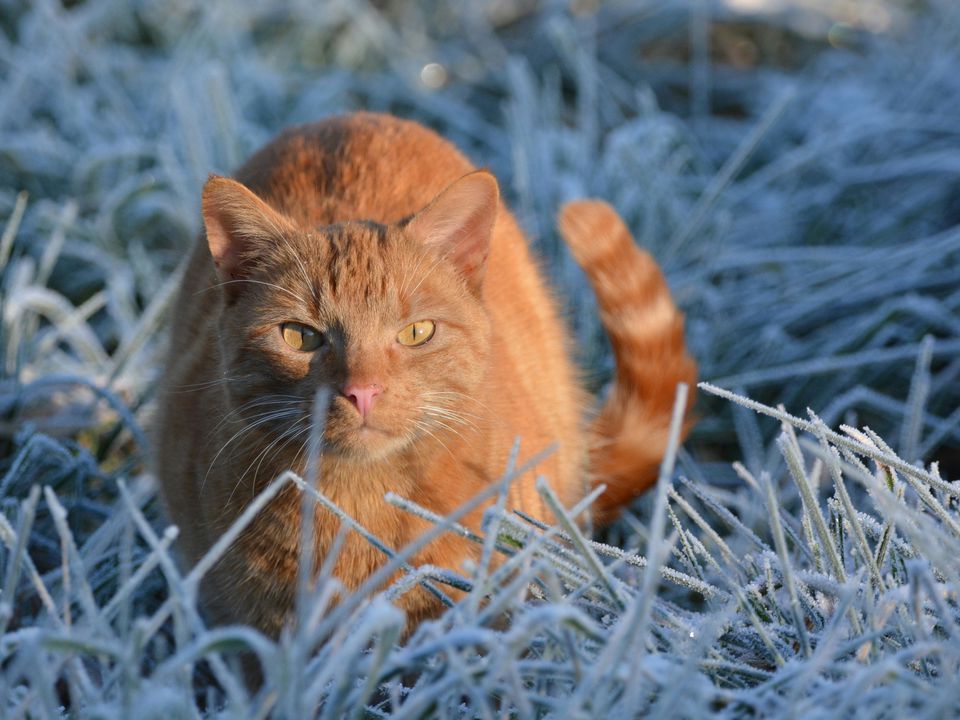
[559,200,698,523]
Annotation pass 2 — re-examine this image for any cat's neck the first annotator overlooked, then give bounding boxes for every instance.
[315,452,421,513]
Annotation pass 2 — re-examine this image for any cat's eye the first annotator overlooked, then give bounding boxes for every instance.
[281,322,323,352]
[397,320,436,347]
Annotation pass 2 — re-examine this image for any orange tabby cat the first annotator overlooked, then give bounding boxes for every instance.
[154,112,696,635]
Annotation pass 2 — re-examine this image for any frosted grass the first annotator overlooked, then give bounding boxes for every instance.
[11,382,960,716]
[2,0,960,717]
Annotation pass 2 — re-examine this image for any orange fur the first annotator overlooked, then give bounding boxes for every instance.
[558,201,698,523]
[154,113,696,636]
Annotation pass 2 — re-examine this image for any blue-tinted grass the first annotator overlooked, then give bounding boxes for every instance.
[2,1,960,716]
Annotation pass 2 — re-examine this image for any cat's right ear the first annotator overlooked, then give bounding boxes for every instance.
[404,170,499,293]
[201,175,297,284]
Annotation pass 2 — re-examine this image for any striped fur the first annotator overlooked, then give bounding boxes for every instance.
[559,200,698,523]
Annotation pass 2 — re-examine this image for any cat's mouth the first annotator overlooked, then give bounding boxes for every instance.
[322,402,404,460]
[324,428,402,461]
[356,423,390,436]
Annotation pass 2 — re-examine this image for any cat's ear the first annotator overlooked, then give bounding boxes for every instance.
[404,170,499,292]
[201,175,298,283]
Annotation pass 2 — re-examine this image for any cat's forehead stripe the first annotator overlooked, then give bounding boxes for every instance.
[317,222,393,306]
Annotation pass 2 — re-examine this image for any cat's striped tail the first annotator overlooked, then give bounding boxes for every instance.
[558,200,698,524]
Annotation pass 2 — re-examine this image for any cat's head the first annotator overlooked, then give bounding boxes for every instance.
[200,171,497,463]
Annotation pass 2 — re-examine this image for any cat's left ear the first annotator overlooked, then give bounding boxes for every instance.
[201,175,298,284]
[404,170,499,292]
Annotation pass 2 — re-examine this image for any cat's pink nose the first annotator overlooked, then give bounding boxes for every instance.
[344,383,383,420]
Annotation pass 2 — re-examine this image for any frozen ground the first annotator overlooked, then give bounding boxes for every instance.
[2,0,960,717]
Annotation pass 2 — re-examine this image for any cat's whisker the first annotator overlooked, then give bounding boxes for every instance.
[420,401,485,418]
[419,404,479,432]
[419,400,481,423]
[278,236,318,306]
[212,396,303,432]
[288,423,316,473]
[412,420,456,460]
[420,390,492,414]
[405,254,447,298]
[214,407,286,436]
[203,407,302,491]
[398,250,431,300]
[268,417,313,473]
[213,411,300,470]
[215,397,298,422]
[201,278,305,304]
[248,416,309,478]
[422,402,482,422]
[166,374,256,393]
[228,415,310,506]
[416,406,474,439]
[420,415,472,446]
[397,254,419,299]
[232,393,303,406]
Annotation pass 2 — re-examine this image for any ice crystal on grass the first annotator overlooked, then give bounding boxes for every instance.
[2,0,960,717]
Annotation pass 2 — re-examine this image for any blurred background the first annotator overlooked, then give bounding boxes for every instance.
[1,0,959,505]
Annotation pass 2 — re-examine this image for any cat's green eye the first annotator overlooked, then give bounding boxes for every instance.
[281,322,323,352]
[397,320,436,347]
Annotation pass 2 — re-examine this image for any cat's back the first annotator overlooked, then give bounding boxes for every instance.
[234,113,477,226]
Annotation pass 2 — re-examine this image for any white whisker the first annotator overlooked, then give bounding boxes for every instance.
[406,255,447,298]
[420,390,491,413]
[419,404,479,432]
[227,415,310,506]
[166,374,255,393]
[413,420,456,460]
[202,279,305,304]
[420,414,471,445]
[288,423,316,472]
[212,395,303,432]
[399,250,430,299]
[202,406,301,491]
[280,236,318,306]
